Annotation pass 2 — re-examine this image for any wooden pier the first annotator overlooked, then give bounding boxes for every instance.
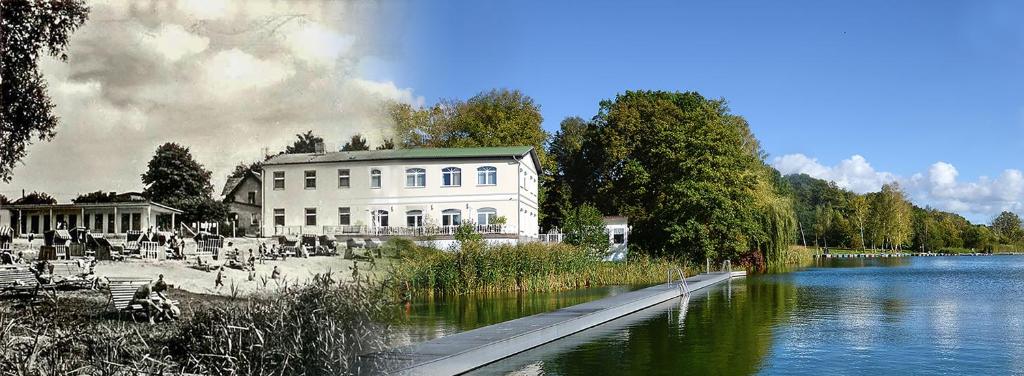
[366,270,745,375]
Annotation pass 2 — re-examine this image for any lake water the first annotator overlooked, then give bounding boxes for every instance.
[459,256,1024,375]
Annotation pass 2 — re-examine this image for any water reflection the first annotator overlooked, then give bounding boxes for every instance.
[463,256,1024,375]
[471,278,799,375]
[394,285,642,345]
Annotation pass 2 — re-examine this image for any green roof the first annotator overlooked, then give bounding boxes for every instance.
[264,146,539,168]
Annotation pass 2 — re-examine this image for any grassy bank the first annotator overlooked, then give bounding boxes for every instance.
[388,240,693,296]
[0,274,393,375]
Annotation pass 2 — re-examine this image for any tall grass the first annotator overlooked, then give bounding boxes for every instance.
[389,240,693,296]
[0,274,394,375]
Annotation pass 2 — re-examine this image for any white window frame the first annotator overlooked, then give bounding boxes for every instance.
[338,169,350,188]
[477,208,497,225]
[273,208,285,226]
[273,171,285,190]
[304,208,317,226]
[373,210,390,227]
[370,169,382,189]
[477,166,497,186]
[406,210,424,227]
[337,207,351,226]
[442,167,462,187]
[441,209,462,227]
[406,168,426,188]
[304,170,317,189]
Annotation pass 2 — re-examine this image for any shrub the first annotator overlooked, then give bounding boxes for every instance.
[562,204,609,258]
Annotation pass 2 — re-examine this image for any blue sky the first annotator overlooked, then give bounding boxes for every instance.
[388,0,1024,223]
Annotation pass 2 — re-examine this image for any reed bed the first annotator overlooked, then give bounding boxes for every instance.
[0,273,393,375]
[389,240,693,296]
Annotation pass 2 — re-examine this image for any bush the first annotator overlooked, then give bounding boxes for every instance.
[562,204,609,258]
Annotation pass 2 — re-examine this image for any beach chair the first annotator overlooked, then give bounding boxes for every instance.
[0,226,12,254]
[0,267,53,296]
[365,238,382,249]
[300,234,317,256]
[48,260,92,289]
[123,230,143,256]
[140,241,163,260]
[279,235,299,258]
[318,235,338,255]
[106,277,152,318]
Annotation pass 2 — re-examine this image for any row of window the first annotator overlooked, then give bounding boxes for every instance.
[19,212,141,234]
[272,166,499,190]
[273,207,499,227]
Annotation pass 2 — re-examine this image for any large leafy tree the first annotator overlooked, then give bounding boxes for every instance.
[542,116,598,230]
[13,191,56,205]
[285,130,323,154]
[0,0,89,182]
[390,89,554,221]
[992,211,1023,243]
[341,134,370,151]
[578,90,790,261]
[228,161,263,179]
[142,143,225,223]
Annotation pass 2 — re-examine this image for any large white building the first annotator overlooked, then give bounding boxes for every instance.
[261,146,541,242]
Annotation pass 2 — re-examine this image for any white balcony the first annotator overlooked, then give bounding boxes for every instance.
[273,224,512,237]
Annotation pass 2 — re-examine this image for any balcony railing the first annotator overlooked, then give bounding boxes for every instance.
[273,224,510,237]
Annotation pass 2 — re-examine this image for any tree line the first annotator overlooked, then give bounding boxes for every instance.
[786,173,1010,252]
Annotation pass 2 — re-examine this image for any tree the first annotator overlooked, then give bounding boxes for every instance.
[142,143,213,203]
[813,205,833,249]
[376,138,395,150]
[142,143,224,223]
[13,191,56,205]
[73,191,119,203]
[1,0,89,182]
[341,134,370,151]
[542,116,597,230]
[992,211,1023,243]
[563,90,791,262]
[228,161,263,179]
[849,195,868,250]
[561,204,609,258]
[285,130,323,154]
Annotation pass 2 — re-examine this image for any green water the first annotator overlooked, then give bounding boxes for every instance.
[395,285,644,345]
[461,256,1024,375]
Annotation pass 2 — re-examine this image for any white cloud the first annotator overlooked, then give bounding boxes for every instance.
[202,49,295,98]
[772,154,896,194]
[1,0,411,202]
[774,154,1024,223]
[139,23,209,62]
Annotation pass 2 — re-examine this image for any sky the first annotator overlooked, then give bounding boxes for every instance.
[1,0,419,203]
[5,1,1024,224]
[393,0,1024,224]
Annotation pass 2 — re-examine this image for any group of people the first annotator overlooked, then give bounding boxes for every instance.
[132,274,180,324]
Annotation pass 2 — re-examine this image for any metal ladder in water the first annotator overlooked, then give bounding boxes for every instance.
[667,266,690,296]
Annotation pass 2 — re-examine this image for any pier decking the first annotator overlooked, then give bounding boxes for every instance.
[369,270,745,375]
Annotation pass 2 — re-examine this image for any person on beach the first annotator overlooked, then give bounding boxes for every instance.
[271,265,281,279]
[131,282,164,324]
[215,267,225,290]
[153,274,168,297]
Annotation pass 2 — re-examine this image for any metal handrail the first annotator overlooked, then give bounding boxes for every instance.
[666,266,690,295]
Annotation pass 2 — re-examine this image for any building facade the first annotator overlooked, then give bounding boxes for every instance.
[2,200,182,237]
[261,146,541,241]
[221,171,262,236]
